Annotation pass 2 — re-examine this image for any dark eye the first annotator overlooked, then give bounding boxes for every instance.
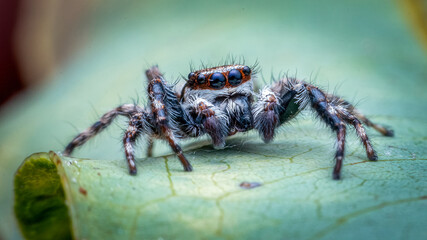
[228,69,242,86]
[188,72,195,80]
[197,74,206,84]
[242,66,251,76]
[209,72,226,89]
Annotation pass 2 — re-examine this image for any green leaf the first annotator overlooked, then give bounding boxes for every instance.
[14,125,427,239]
[2,0,427,239]
[14,153,72,240]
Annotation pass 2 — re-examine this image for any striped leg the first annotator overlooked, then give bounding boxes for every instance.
[353,111,394,137]
[348,118,377,160]
[307,85,348,179]
[147,68,192,171]
[162,126,192,171]
[307,85,395,179]
[259,74,394,179]
[323,94,391,161]
[64,104,144,156]
[123,113,144,175]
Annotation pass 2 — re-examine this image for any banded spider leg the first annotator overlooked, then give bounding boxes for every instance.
[253,76,393,179]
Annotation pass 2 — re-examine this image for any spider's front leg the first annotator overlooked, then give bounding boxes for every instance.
[146,67,193,171]
[253,77,393,180]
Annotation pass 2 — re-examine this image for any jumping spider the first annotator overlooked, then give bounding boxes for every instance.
[64,64,393,180]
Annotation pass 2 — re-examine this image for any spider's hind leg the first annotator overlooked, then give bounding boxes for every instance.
[123,111,152,175]
[254,75,393,180]
[352,110,394,137]
[306,84,393,179]
[64,104,144,156]
[306,85,349,179]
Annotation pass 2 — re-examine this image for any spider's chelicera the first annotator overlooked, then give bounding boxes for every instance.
[64,64,393,180]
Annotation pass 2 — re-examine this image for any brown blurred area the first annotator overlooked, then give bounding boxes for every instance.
[0,0,94,106]
[0,0,22,105]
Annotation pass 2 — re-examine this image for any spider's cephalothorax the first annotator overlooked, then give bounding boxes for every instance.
[64,64,393,180]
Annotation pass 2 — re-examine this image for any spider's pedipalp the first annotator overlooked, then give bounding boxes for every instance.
[253,87,280,142]
[253,76,306,142]
[188,97,229,148]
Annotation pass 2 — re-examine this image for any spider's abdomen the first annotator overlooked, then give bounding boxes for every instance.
[187,65,252,90]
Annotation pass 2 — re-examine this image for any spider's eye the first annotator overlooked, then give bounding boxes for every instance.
[242,66,251,76]
[228,69,242,86]
[209,72,226,89]
[197,74,206,84]
[188,72,195,80]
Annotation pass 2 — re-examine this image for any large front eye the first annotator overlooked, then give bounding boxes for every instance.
[209,72,226,89]
[228,69,242,86]
[197,74,206,84]
[242,66,251,76]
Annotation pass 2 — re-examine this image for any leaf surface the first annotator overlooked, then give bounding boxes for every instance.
[1,0,427,239]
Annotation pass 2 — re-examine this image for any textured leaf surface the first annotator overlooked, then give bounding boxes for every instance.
[14,124,427,239]
[2,0,427,239]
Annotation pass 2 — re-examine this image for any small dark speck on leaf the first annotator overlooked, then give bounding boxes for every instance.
[420,195,427,200]
[97,172,101,176]
[79,187,88,196]
[240,181,262,189]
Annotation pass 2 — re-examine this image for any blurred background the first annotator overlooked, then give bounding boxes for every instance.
[1,0,94,105]
[1,0,426,106]
[0,0,426,239]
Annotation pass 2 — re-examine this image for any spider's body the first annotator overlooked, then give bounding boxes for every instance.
[182,65,255,144]
[64,64,393,180]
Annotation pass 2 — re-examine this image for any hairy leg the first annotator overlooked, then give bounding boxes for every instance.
[146,137,154,157]
[255,75,394,179]
[147,68,193,171]
[123,113,146,175]
[64,104,145,156]
[323,93,393,160]
[351,118,377,160]
[353,110,394,136]
[307,85,348,179]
